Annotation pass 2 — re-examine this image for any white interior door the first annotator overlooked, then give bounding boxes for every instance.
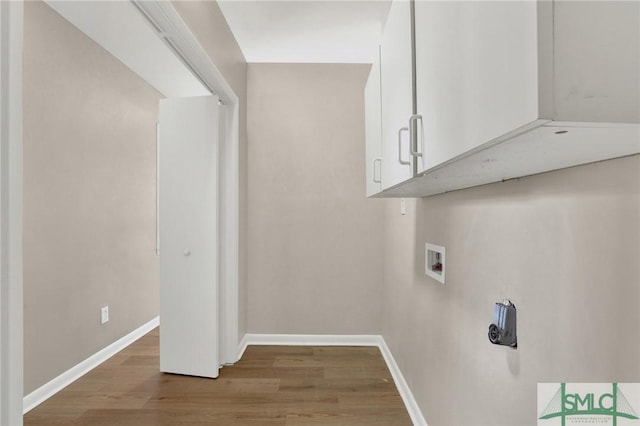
[159,95,219,379]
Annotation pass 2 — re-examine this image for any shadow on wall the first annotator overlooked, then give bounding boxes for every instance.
[383,155,640,425]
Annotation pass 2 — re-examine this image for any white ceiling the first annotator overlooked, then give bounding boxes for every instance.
[217,1,392,63]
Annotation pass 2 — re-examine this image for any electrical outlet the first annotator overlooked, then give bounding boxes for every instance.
[101,306,109,324]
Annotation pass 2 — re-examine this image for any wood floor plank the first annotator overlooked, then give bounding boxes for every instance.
[24,328,412,425]
[148,377,282,397]
[219,366,324,380]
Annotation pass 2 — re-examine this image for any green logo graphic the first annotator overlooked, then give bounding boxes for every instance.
[539,383,639,426]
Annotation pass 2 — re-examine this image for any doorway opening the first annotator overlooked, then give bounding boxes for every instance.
[45,0,241,368]
[1,1,240,421]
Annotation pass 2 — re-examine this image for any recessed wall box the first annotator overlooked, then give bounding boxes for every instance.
[425,243,445,284]
[488,300,517,349]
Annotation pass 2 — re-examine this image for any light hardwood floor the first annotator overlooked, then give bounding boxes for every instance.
[24,328,412,425]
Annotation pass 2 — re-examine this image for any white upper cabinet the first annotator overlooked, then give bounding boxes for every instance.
[553,1,639,123]
[367,0,639,198]
[364,49,383,197]
[380,0,413,190]
[414,1,539,171]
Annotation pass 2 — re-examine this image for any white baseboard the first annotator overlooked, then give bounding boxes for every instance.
[377,337,428,426]
[23,316,159,414]
[238,333,382,359]
[237,333,427,426]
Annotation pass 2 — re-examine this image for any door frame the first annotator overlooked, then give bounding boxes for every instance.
[0,1,24,424]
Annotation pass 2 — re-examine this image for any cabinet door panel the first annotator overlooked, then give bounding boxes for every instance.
[365,50,383,196]
[415,1,538,171]
[554,1,639,123]
[380,0,413,189]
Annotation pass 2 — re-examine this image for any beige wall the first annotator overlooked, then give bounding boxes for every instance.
[23,1,161,393]
[246,64,386,334]
[382,155,640,425]
[172,1,249,339]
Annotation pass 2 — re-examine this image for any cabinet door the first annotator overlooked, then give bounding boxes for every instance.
[380,0,413,189]
[554,1,640,123]
[414,1,539,171]
[159,95,219,379]
[364,49,382,196]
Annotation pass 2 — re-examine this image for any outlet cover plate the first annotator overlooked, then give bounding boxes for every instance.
[101,306,109,324]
